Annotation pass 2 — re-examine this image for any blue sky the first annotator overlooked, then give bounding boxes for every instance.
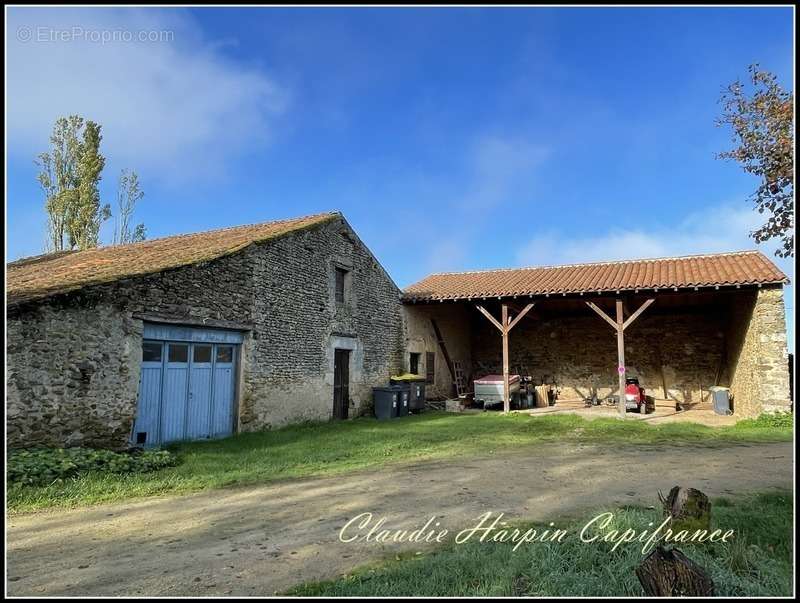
[6,7,794,348]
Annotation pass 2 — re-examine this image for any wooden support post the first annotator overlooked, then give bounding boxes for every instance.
[623,298,655,331]
[586,301,619,330]
[476,305,504,333]
[502,304,510,413]
[585,297,655,419]
[616,299,626,419]
[475,302,534,414]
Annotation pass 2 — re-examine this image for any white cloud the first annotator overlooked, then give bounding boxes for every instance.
[516,201,795,352]
[416,134,549,276]
[7,8,288,183]
[426,239,468,274]
[459,134,549,212]
[516,201,792,273]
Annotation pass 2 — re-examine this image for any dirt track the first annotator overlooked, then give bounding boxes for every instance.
[7,441,793,596]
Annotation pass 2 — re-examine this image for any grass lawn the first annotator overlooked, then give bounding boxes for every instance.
[287,491,794,597]
[7,411,792,514]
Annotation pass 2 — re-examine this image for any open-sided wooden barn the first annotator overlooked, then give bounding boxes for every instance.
[402,251,791,417]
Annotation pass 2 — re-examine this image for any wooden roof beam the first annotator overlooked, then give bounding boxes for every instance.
[586,300,618,330]
[623,298,655,331]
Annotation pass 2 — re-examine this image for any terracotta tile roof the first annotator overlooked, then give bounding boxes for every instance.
[7,212,340,305]
[403,251,788,302]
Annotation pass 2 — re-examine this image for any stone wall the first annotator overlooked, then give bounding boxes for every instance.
[466,288,791,415]
[470,303,728,405]
[727,286,791,416]
[402,304,472,398]
[6,216,404,448]
[7,248,256,448]
[6,303,142,447]
[241,218,404,430]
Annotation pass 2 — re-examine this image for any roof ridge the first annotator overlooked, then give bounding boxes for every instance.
[7,249,78,268]
[424,250,766,278]
[135,210,341,246]
[7,211,346,305]
[7,211,341,265]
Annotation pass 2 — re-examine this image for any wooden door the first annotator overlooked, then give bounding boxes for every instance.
[133,341,164,446]
[186,344,213,440]
[333,348,350,419]
[211,344,236,438]
[160,342,190,444]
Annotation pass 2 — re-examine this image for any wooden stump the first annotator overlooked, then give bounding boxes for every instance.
[636,546,715,596]
[659,486,711,533]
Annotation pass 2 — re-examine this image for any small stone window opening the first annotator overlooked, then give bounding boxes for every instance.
[409,352,421,375]
[335,267,348,304]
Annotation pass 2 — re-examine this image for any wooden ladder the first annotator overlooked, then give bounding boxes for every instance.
[453,360,469,398]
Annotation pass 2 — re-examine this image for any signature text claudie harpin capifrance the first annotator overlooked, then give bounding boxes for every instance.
[339,511,735,555]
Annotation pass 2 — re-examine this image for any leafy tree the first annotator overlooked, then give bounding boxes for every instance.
[113,169,146,245]
[37,115,111,251]
[37,116,82,251]
[73,121,110,249]
[718,65,794,257]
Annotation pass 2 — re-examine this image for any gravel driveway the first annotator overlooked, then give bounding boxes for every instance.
[7,441,793,596]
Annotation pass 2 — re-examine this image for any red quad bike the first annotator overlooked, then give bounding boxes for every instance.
[624,377,647,413]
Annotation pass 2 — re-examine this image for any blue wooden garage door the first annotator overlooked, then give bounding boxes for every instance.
[133,326,241,446]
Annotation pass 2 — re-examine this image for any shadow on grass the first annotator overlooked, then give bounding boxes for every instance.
[8,411,792,513]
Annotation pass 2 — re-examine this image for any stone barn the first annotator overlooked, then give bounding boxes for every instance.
[6,212,404,448]
[402,252,791,417]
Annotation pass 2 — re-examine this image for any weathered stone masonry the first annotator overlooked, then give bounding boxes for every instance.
[6,302,143,448]
[242,217,404,430]
[6,217,404,448]
[726,287,791,416]
[403,286,791,417]
[6,223,791,451]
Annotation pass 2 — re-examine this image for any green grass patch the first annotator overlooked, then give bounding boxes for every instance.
[287,491,793,597]
[7,411,792,513]
[7,447,178,486]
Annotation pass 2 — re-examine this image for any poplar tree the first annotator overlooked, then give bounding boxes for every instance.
[37,115,111,251]
[114,169,146,245]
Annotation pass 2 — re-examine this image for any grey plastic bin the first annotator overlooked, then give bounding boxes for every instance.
[373,387,399,420]
[391,385,411,417]
[390,377,426,412]
[409,381,426,412]
[709,386,732,415]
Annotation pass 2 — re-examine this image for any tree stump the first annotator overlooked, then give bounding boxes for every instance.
[659,486,711,533]
[636,546,715,596]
